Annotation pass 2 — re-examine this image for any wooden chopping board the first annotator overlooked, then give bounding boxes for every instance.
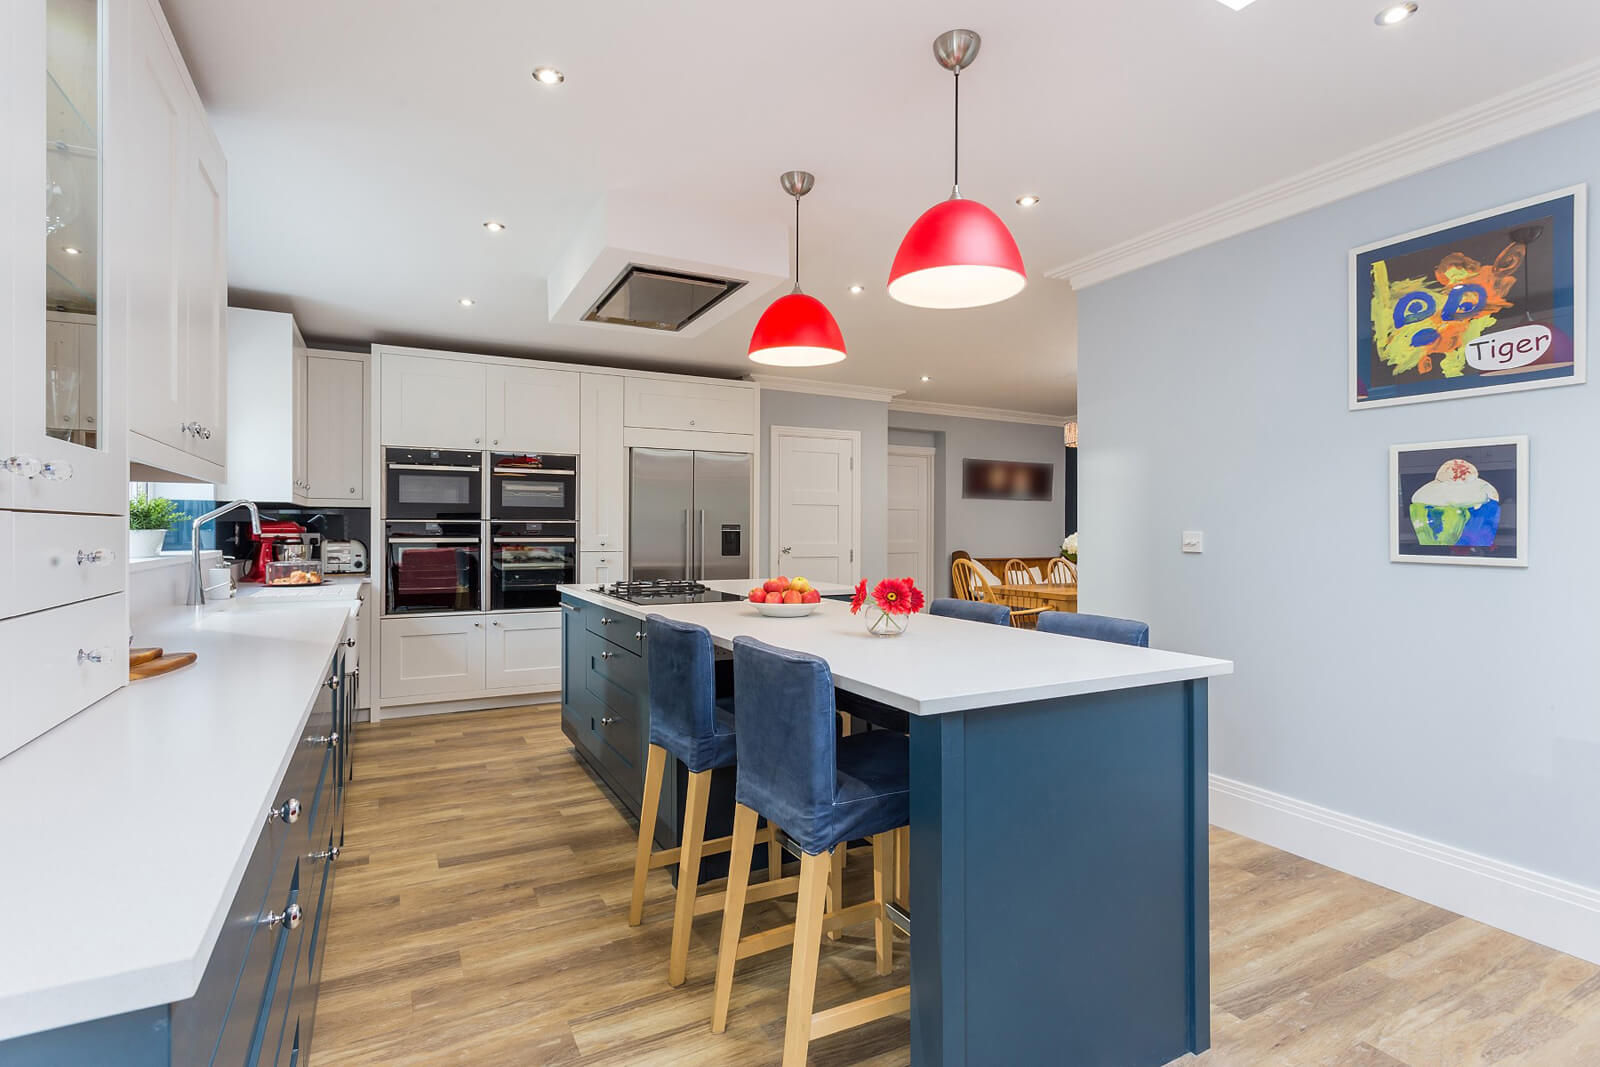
[130,652,197,680]
[130,647,163,666]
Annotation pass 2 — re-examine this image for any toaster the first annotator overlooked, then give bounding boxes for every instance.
[322,539,367,574]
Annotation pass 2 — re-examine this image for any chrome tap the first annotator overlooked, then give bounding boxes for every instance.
[189,500,261,605]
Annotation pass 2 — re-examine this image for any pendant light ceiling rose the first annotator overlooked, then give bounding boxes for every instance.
[932,28,981,72]
[749,170,847,367]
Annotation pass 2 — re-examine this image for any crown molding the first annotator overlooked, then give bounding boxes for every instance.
[747,374,904,403]
[1048,58,1600,290]
[889,398,1072,427]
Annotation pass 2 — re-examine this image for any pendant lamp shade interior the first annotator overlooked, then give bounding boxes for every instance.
[888,29,1027,310]
[748,170,848,367]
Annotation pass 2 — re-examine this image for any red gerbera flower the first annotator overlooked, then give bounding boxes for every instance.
[902,581,925,614]
[849,578,868,615]
[873,577,914,615]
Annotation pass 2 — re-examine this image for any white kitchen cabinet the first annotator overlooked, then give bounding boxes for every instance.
[579,551,624,585]
[0,593,127,760]
[45,315,96,437]
[222,308,306,503]
[121,0,227,483]
[379,615,487,700]
[304,351,370,504]
[9,512,124,618]
[484,612,562,692]
[624,377,756,435]
[579,373,626,552]
[486,365,580,453]
[380,354,486,449]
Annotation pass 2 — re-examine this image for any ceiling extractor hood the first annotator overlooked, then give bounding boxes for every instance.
[547,192,787,337]
[582,264,745,332]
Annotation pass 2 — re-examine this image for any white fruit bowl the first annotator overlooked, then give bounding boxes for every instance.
[752,601,819,618]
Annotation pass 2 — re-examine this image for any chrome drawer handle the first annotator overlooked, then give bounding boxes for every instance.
[77,648,105,665]
[309,846,341,863]
[599,616,613,625]
[600,716,618,726]
[344,637,356,648]
[269,798,301,825]
[261,903,302,930]
[305,732,339,748]
[324,676,340,690]
[599,650,614,659]
[562,603,580,613]
[634,631,645,641]
[76,549,112,566]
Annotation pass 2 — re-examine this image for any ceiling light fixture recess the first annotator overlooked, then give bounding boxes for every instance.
[458,297,476,307]
[748,170,847,367]
[920,375,932,383]
[1215,0,1260,10]
[887,29,1026,310]
[532,66,564,85]
[1375,2,1418,24]
[483,221,506,232]
[62,246,80,254]
[1015,195,1040,208]
[849,284,864,295]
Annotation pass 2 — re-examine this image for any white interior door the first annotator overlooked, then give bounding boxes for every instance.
[770,427,859,584]
[887,446,935,603]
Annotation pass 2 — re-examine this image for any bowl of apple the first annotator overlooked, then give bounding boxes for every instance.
[746,576,822,617]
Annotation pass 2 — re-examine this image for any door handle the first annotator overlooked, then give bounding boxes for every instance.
[781,546,792,555]
[683,509,692,581]
[698,509,706,582]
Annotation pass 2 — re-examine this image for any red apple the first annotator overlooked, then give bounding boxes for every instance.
[748,588,765,602]
[800,589,821,604]
[782,589,803,605]
[763,578,784,594]
[775,575,791,590]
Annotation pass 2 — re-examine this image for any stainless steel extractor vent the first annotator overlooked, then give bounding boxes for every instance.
[582,264,746,332]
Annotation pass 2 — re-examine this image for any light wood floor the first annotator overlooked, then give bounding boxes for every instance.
[312,705,1600,1066]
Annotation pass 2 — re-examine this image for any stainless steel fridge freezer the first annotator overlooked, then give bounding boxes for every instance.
[628,448,752,581]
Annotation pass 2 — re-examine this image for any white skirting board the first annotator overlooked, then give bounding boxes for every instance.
[1210,774,1600,966]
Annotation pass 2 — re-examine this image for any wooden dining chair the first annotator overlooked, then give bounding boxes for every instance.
[1003,557,1032,586]
[1048,557,1077,584]
[951,557,984,601]
[954,558,1043,629]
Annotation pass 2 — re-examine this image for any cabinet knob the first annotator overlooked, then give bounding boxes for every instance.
[492,439,499,446]
[599,650,614,660]
[349,487,356,494]
[689,418,697,426]
[269,798,301,825]
[600,716,618,726]
[76,549,112,566]
[77,648,105,665]
[324,676,340,690]
[491,620,500,627]
[473,437,481,444]
[261,903,302,930]
[473,621,482,628]
[40,461,72,482]
[599,616,613,625]
[309,845,341,863]
[344,637,357,648]
[2,455,41,478]
[305,732,339,748]
[634,631,645,641]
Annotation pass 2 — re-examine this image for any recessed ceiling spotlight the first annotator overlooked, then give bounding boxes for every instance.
[1214,0,1259,10]
[532,67,564,85]
[1375,2,1418,25]
[62,246,80,255]
[849,284,864,295]
[920,375,932,383]
[483,221,506,232]
[458,297,476,307]
[1015,194,1040,208]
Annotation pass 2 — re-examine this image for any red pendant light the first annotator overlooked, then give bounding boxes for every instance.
[888,30,1026,310]
[749,171,847,367]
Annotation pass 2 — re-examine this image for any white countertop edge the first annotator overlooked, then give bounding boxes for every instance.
[557,585,1234,715]
[128,550,222,573]
[0,602,356,1042]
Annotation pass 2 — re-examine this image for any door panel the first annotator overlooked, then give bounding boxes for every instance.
[771,431,857,584]
[579,374,625,551]
[183,117,227,466]
[628,448,693,581]
[378,615,486,698]
[484,612,562,691]
[692,452,751,582]
[380,354,485,448]
[304,353,366,501]
[487,365,579,452]
[887,448,935,600]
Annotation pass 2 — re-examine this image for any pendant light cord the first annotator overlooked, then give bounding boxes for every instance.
[951,70,961,199]
[793,195,802,293]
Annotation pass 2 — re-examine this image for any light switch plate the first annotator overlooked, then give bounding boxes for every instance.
[1182,531,1204,554]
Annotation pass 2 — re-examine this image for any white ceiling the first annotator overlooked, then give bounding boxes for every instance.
[163,0,1600,416]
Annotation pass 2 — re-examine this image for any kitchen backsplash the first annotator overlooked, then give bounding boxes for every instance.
[158,502,372,573]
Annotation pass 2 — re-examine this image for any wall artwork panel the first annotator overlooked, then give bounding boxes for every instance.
[1351,187,1585,409]
[1390,436,1528,567]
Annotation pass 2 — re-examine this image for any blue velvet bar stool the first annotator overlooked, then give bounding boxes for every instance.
[711,637,909,1066]
[629,615,783,988]
[929,596,1011,625]
[1037,610,1151,647]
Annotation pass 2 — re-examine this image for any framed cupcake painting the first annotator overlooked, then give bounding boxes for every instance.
[1390,436,1528,567]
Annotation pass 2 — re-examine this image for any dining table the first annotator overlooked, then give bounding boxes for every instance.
[993,581,1079,612]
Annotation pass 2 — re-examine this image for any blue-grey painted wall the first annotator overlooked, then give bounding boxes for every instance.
[1077,111,1600,890]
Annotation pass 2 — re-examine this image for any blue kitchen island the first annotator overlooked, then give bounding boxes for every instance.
[560,585,1231,1066]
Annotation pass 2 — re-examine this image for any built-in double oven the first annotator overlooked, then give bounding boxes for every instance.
[383,448,577,615]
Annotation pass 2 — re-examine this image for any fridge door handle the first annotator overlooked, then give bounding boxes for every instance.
[697,509,705,582]
[683,508,692,580]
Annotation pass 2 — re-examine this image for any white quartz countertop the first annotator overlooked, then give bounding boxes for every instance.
[560,586,1231,716]
[0,598,358,1041]
[698,577,856,597]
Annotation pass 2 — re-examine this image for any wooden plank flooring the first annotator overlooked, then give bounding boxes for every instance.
[312,705,1600,1066]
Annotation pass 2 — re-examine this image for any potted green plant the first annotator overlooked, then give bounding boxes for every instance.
[129,490,179,559]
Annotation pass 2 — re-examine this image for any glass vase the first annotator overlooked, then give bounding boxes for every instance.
[866,610,909,637]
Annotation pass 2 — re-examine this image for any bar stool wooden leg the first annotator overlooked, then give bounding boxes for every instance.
[628,744,667,927]
[827,846,845,940]
[668,768,712,987]
[711,804,760,1034]
[872,832,893,975]
[895,825,910,909]
[781,852,832,1067]
[767,822,783,881]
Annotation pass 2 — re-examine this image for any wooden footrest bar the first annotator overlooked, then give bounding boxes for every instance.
[809,986,912,1041]
[735,900,882,961]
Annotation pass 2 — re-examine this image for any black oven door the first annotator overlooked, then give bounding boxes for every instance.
[385,448,482,520]
[490,454,577,521]
[489,523,576,610]
[384,522,482,614]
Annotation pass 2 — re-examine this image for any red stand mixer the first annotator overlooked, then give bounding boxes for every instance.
[239,519,311,583]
